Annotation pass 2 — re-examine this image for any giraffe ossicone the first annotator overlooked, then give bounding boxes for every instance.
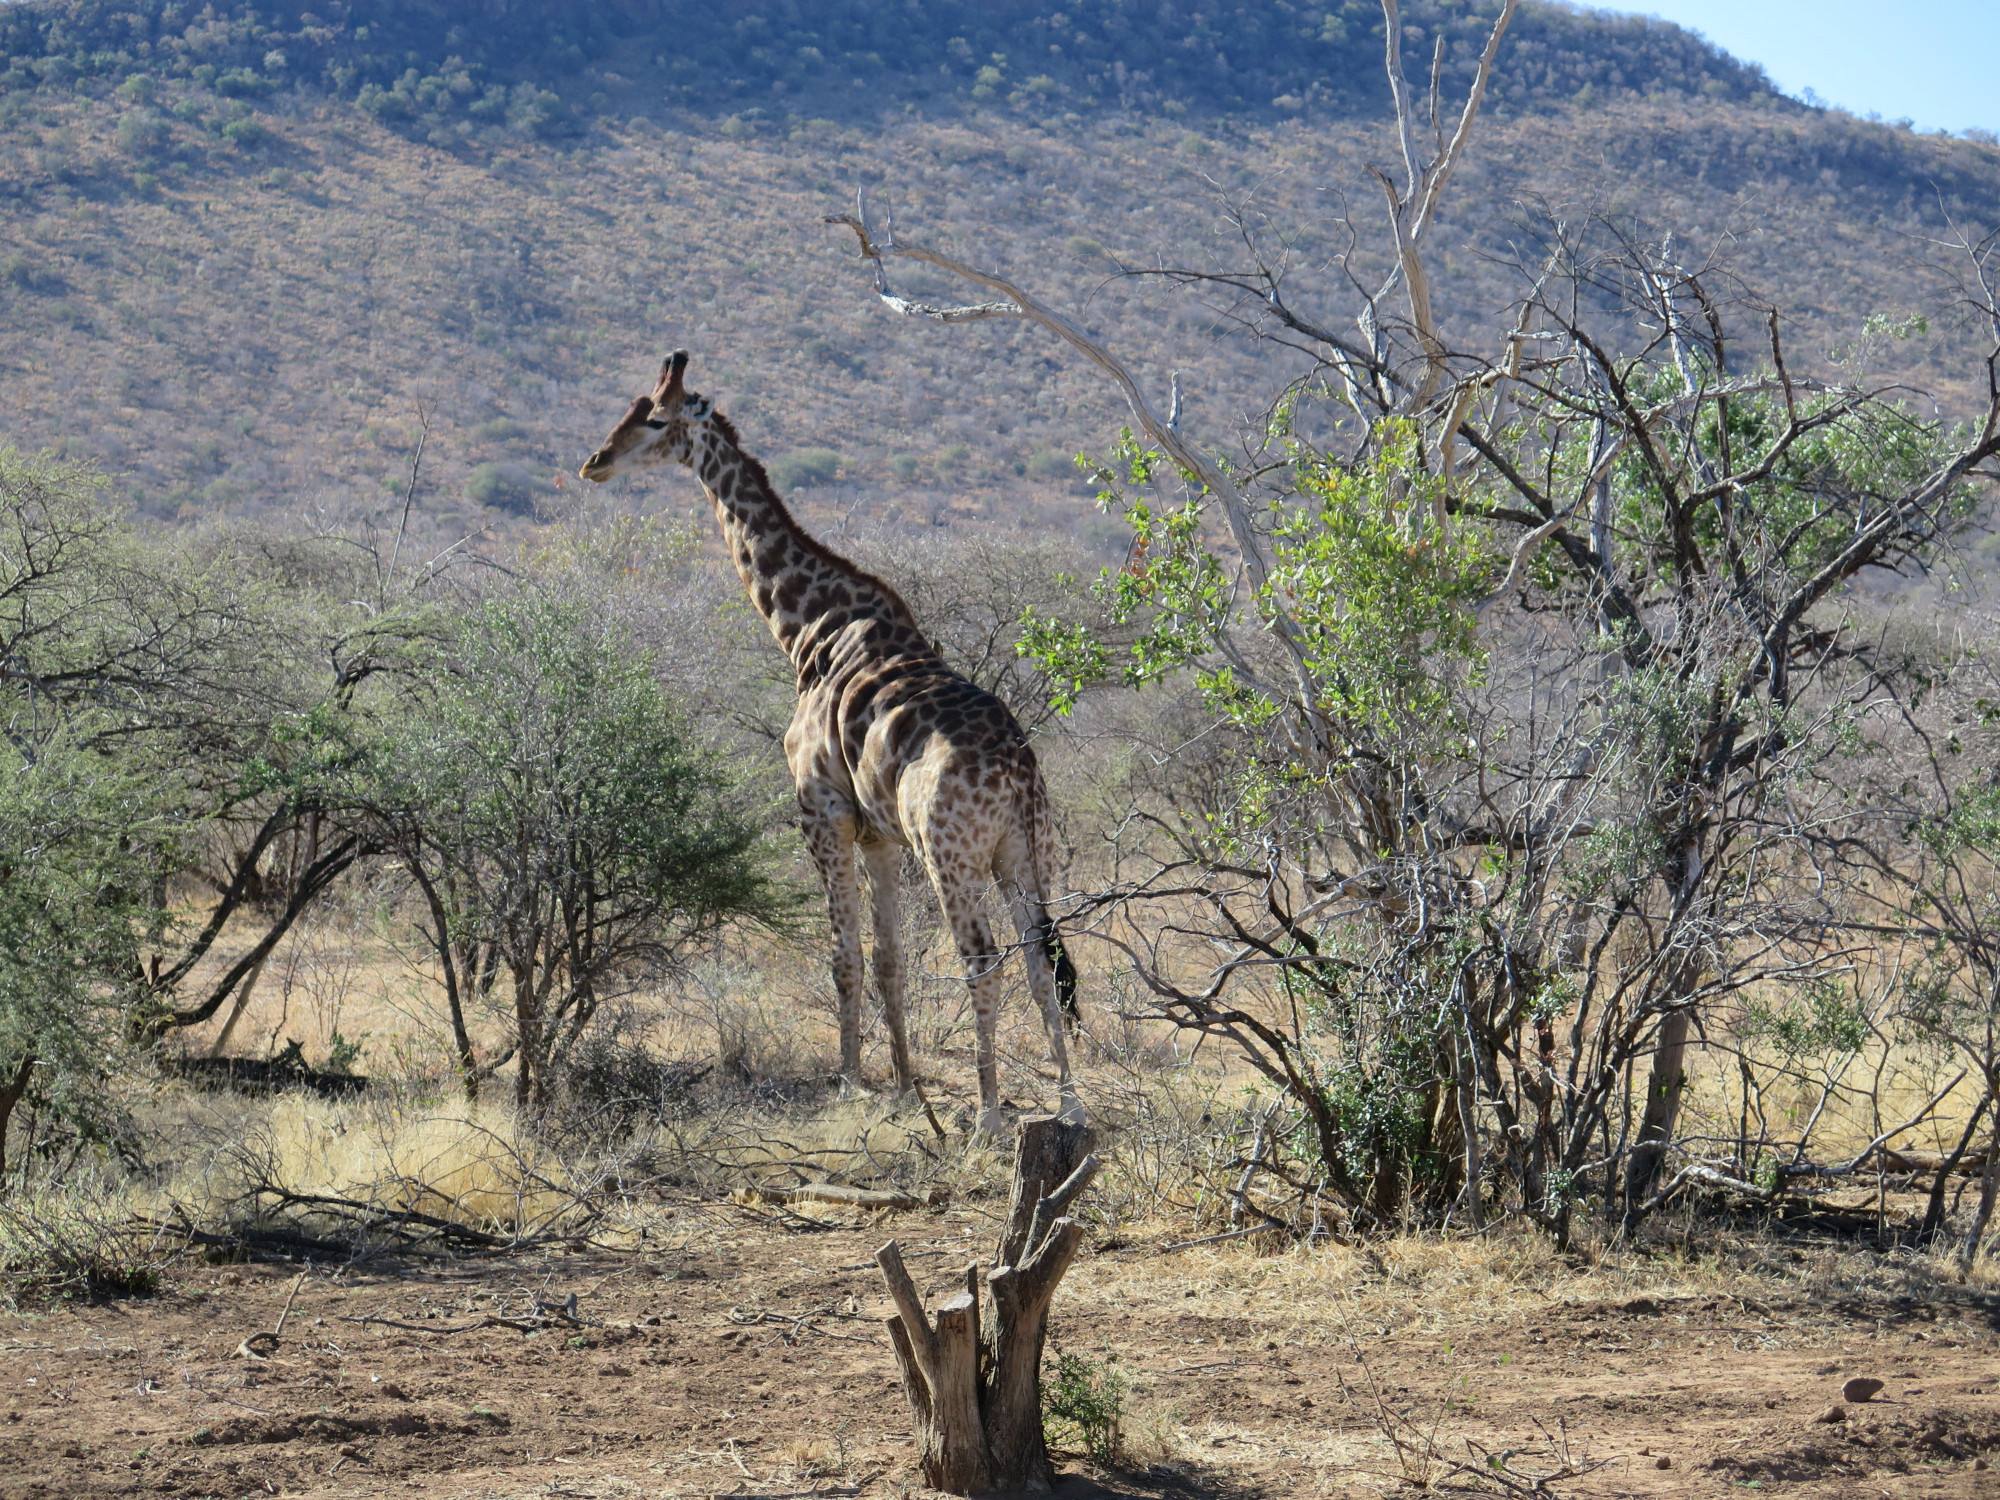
[581,351,1084,1135]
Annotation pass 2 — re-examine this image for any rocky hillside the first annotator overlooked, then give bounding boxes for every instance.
[0,0,1995,543]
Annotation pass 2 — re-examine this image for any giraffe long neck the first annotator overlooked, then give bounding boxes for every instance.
[694,426,927,678]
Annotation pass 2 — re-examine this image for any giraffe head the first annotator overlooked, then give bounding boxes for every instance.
[578,350,716,482]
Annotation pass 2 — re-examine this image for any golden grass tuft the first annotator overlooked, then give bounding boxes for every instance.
[154,1091,587,1239]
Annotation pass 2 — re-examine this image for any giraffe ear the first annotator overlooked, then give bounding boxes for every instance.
[656,349,691,401]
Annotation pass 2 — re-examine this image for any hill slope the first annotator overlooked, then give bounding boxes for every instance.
[0,1,1995,544]
[0,0,1780,129]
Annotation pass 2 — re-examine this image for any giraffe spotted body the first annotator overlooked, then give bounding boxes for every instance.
[581,352,1080,1132]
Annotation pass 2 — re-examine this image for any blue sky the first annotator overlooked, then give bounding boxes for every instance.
[1609,1,1999,135]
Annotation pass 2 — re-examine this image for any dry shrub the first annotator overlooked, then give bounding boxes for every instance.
[163,1089,598,1248]
[134,1059,997,1259]
[628,1094,991,1201]
[674,958,833,1086]
[1115,1399,1190,1470]
[0,1170,163,1304]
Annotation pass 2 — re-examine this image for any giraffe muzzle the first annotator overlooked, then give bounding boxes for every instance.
[579,451,613,482]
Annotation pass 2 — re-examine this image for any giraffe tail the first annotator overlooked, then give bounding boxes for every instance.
[1049,930,1080,1033]
[1025,769,1080,1034]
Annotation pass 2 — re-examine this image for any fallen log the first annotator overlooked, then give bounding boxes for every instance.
[162,1054,367,1099]
[1878,1148,1990,1176]
[733,1183,946,1211]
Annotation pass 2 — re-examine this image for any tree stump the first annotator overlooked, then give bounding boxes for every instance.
[877,1115,1097,1494]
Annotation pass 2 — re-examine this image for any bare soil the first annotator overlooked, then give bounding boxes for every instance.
[4,1203,1997,1500]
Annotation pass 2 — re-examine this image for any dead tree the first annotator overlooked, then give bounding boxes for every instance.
[876,1116,1097,1494]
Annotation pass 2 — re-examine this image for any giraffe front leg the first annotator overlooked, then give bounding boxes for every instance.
[861,841,915,1095]
[802,811,867,1087]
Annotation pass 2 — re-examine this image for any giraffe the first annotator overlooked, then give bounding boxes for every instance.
[580,351,1081,1133]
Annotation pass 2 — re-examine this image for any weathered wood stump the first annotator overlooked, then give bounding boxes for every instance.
[877,1115,1097,1494]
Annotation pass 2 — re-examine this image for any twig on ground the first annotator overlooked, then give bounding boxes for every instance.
[726,1306,885,1347]
[338,1308,589,1336]
[732,1184,944,1212]
[272,1271,307,1337]
[1136,1223,1288,1255]
[1454,1416,1614,1495]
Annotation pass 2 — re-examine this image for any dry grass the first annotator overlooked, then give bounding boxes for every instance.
[1068,1203,2000,1349]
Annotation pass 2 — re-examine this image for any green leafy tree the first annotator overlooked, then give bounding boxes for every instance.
[374,585,788,1107]
[0,723,177,1180]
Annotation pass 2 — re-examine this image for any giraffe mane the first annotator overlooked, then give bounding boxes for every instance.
[707,406,926,635]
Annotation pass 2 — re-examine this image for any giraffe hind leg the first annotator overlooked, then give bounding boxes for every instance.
[801,811,868,1087]
[930,863,1008,1137]
[862,840,916,1096]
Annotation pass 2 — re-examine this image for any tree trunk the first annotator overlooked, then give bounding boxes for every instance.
[878,1115,1097,1494]
[205,954,269,1057]
[1626,1006,1692,1215]
[1922,1089,1991,1242]
[0,1053,34,1183]
[409,865,481,1103]
[1959,1111,2000,1273]
[513,966,545,1110]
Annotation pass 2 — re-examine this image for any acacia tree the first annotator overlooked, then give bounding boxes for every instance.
[0,450,269,1173]
[829,0,2000,1238]
[0,451,407,1058]
[373,582,788,1108]
[1836,604,2000,1264]
[0,717,177,1181]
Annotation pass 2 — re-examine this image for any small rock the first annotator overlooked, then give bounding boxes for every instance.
[598,1364,633,1378]
[1654,1455,1672,1470]
[1842,1377,1886,1403]
[1973,1457,1988,1471]
[1816,1404,1848,1424]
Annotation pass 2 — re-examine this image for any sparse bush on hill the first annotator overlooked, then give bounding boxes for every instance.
[767,448,842,491]
[464,459,551,515]
[0,0,1778,129]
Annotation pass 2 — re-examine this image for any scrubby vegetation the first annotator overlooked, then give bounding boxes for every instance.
[0,0,1994,544]
[0,25,1998,1500]
[0,0,1780,130]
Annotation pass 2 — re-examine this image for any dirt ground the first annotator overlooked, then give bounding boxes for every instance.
[4,1199,1997,1500]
